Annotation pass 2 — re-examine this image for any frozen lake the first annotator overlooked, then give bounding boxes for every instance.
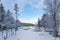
[0,26,60,40]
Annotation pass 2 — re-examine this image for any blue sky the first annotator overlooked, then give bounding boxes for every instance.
[1,0,44,24]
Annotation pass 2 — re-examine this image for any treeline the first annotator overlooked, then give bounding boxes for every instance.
[21,23,35,26]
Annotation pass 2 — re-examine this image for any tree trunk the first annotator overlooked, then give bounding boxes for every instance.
[53,13,58,37]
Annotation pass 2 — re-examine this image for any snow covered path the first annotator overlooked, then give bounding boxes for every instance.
[0,27,60,40]
[10,27,60,40]
[18,28,59,40]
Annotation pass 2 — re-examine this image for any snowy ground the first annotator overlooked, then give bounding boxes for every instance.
[0,26,60,40]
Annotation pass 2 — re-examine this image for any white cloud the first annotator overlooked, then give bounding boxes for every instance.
[1,0,44,13]
[1,0,44,11]
[1,0,44,23]
[27,0,44,9]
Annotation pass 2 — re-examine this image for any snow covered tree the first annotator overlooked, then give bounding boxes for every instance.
[38,18,40,29]
[14,4,19,35]
[0,3,5,22]
[44,0,60,37]
[41,14,47,30]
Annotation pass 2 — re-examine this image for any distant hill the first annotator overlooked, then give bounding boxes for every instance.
[21,23,35,26]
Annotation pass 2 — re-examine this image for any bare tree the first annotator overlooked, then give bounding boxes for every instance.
[44,0,60,37]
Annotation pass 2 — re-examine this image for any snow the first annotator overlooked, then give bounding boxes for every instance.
[0,26,60,40]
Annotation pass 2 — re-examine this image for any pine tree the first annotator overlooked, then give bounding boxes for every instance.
[38,18,40,29]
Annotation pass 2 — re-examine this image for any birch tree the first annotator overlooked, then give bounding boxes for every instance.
[44,0,60,37]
